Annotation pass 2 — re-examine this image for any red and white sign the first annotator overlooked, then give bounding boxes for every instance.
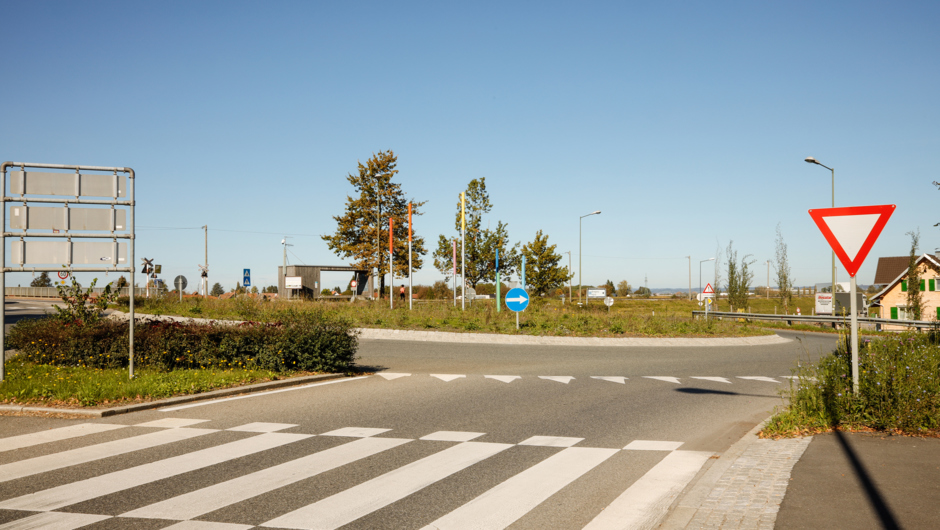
[350,280,357,288]
[58,271,69,279]
[702,283,714,296]
[808,204,895,277]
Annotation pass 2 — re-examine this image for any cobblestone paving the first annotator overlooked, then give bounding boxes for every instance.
[685,436,812,529]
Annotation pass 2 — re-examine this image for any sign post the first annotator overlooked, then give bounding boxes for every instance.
[389,218,394,310]
[174,275,187,302]
[505,287,529,329]
[243,269,250,288]
[408,203,412,310]
[461,192,466,311]
[496,248,500,313]
[809,204,895,393]
[701,283,715,320]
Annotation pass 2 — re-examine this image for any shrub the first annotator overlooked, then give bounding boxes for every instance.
[7,310,358,374]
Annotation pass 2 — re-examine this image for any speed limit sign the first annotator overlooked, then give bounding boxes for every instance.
[58,271,69,280]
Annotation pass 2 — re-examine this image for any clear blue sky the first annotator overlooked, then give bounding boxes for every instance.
[2,1,938,292]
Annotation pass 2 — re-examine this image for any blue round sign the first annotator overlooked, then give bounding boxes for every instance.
[505,288,529,312]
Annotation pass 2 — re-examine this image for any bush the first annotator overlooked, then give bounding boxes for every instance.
[7,310,359,374]
[765,332,940,436]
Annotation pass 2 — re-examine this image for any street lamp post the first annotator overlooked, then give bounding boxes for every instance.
[699,257,715,294]
[687,256,692,300]
[805,157,836,294]
[564,251,572,303]
[579,211,601,304]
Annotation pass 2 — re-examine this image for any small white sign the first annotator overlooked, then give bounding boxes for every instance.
[587,289,606,299]
[815,293,833,315]
[285,276,302,289]
[604,296,614,307]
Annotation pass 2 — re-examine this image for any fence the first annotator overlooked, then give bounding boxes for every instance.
[5,287,148,298]
[692,310,940,331]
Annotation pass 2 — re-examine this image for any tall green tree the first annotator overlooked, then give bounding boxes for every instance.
[773,224,793,312]
[604,279,615,296]
[30,272,52,287]
[616,280,632,297]
[725,241,754,309]
[322,151,427,296]
[520,230,572,296]
[906,229,925,320]
[433,178,519,288]
[210,282,224,296]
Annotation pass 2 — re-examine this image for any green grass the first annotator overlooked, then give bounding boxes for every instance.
[0,356,308,407]
[762,331,940,437]
[116,295,781,338]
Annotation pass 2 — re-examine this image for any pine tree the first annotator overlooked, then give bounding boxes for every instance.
[519,230,572,296]
[906,230,924,320]
[30,272,52,287]
[322,151,427,297]
[433,178,519,288]
[210,282,224,296]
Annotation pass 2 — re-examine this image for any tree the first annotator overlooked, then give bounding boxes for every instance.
[263,285,278,293]
[906,229,925,320]
[210,282,224,296]
[250,286,258,294]
[773,224,793,312]
[115,276,128,289]
[725,241,754,310]
[30,272,52,287]
[321,150,427,297]
[520,230,572,296]
[616,280,632,297]
[634,286,651,298]
[604,280,615,296]
[433,178,520,288]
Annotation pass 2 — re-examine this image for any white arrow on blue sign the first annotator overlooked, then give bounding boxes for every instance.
[505,287,529,312]
[243,268,251,287]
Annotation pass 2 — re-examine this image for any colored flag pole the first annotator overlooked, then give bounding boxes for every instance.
[452,239,457,307]
[461,192,466,311]
[496,247,500,313]
[408,203,413,310]
[389,217,394,310]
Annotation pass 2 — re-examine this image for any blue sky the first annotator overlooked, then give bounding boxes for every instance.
[2,1,938,292]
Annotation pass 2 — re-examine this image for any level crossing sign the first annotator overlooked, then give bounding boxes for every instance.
[243,269,251,287]
[504,288,529,312]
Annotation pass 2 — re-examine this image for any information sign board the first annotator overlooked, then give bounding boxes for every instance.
[243,268,251,287]
[285,276,302,289]
[586,289,606,299]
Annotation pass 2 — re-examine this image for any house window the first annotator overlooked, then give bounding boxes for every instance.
[902,280,908,292]
[897,306,911,320]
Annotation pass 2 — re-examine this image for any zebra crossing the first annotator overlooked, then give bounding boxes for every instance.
[0,418,713,530]
[378,373,794,384]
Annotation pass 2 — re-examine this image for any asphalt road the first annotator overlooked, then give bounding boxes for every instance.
[0,320,838,529]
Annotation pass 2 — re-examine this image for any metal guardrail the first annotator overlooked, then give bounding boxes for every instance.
[692,311,940,331]
[5,287,148,298]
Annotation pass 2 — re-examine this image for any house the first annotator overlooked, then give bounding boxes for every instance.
[869,254,940,325]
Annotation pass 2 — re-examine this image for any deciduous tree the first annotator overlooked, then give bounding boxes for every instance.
[30,272,52,287]
[725,241,754,310]
[520,230,572,296]
[322,151,427,297]
[616,280,632,297]
[773,224,793,312]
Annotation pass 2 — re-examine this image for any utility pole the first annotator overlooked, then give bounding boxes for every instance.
[565,251,572,303]
[203,225,208,296]
[408,203,413,310]
[687,256,691,300]
[766,260,771,299]
[282,236,292,300]
[461,192,466,311]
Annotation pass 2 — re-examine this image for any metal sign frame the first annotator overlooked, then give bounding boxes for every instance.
[0,162,136,381]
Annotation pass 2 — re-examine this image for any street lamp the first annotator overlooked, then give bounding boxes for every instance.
[805,157,836,294]
[579,211,601,304]
[564,250,572,303]
[699,257,715,294]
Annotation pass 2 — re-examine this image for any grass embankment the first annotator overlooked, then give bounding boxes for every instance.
[0,306,358,407]
[119,295,777,338]
[763,332,940,438]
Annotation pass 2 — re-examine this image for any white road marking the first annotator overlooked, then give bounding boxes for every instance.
[160,521,254,530]
[423,446,619,529]
[261,441,512,530]
[623,440,684,451]
[518,436,584,447]
[0,512,110,530]
[0,432,310,512]
[158,377,369,411]
[136,418,211,428]
[538,376,574,384]
[0,428,217,482]
[690,376,732,384]
[737,376,780,383]
[643,376,681,384]
[431,374,466,382]
[377,372,411,380]
[227,422,297,433]
[591,376,627,384]
[584,450,712,530]
[485,375,521,383]
[320,427,390,437]
[122,436,411,521]
[420,431,485,442]
[0,423,126,453]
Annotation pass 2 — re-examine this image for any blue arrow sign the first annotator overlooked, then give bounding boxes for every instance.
[243,268,251,287]
[505,287,529,312]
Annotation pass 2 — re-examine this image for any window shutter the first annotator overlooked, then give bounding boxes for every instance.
[921,280,926,291]
[930,279,935,292]
[937,306,940,320]
[902,280,907,292]
[891,307,898,319]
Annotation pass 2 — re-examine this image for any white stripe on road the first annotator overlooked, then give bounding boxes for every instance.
[737,376,780,383]
[518,436,584,448]
[583,450,713,530]
[0,512,110,530]
[484,375,520,383]
[690,376,731,384]
[377,372,411,380]
[160,522,254,530]
[643,376,681,384]
[431,374,466,382]
[539,376,574,384]
[423,446,618,529]
[261,441,513,530]
[0,432,310,512]
[122,436,411,521]
[136,418,210,428]
[591,376,627,384]
[0,428,217,482]
[623,440,684,451]
[0,423,126,453]
[158,377,369,412]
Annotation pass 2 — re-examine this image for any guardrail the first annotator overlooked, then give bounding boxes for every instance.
[5,287,148,298]
[692,311,940,331]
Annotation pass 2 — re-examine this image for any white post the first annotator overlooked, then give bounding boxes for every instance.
[409,240,413,310]
[461,227,466,311]
[850,275,859,393]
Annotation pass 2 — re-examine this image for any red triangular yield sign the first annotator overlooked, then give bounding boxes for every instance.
[702,283,714,295]
[808,204,895,277]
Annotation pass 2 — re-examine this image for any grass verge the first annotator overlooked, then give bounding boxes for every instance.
[0,356,312,407]
[762,331,940,438]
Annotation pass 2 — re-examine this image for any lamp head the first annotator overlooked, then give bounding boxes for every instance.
[804,157,818,165]
[281,239,285,245]
[593,210,601,215]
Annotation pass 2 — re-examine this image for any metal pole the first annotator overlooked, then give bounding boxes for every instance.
[850,275,859,393]
[579,216,582,304]
[566,251,571,303]
[128,168,135,380]
[452,239,456,307]
[408,202,412,310]
[496,247,500,313]
[687,256,691,300]
[283,238,287,301]
[377,184,381,300]
[461,192,466,311]
[389,217,393,310]
[767,260,770,299]
[521,255,526,290]
[204,224,208,296]
[0,164,6,381]
[831,167,836,296]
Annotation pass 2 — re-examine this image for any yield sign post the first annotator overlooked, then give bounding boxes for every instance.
[809,204,895,394]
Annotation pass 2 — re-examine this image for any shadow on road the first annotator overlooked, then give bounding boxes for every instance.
[674,387,779,399]
[833,429,901,530]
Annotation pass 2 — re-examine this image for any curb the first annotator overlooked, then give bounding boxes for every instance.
[0,373,346,418]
